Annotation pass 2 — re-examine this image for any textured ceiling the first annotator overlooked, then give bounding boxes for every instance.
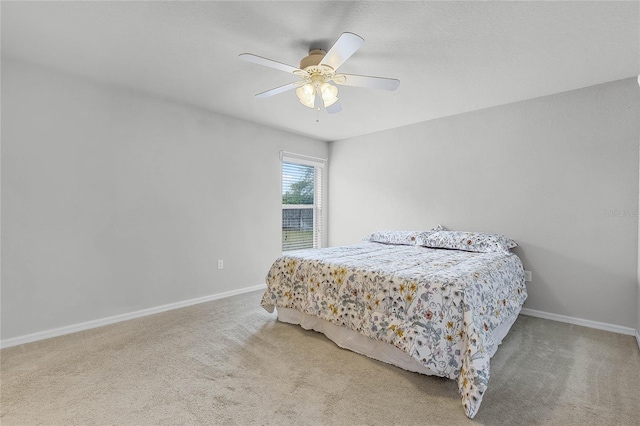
[2,1,639,142]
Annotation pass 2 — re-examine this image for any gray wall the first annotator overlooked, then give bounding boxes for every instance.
[1,58,328,340]
[329,79,639,329]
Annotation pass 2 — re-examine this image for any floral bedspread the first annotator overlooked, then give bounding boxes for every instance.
[261,242,527,418]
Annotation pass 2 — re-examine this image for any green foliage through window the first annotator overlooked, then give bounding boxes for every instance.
[282,163,314,205]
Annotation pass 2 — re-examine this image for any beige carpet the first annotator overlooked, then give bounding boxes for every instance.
[1,290,639,425]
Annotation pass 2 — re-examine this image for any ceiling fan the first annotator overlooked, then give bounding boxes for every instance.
[239,32,400,114]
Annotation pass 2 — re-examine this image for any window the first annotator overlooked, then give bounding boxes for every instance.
[281,151,325,252]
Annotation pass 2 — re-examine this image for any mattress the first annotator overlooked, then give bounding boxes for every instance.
[261,241,527,418]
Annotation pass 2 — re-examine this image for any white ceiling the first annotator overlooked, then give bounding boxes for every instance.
[2,1,639,142]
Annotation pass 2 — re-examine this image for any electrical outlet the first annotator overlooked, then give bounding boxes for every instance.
[524,270,532,282]
[217,260,224,270]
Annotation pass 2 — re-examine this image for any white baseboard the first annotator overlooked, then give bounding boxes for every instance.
[0,284,267,349]
[3,290,635,351]
[520,308,636,336]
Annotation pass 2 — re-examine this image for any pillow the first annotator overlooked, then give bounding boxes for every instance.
[366,230,421,246]
[417,230,517,253]
[365,226,446,246]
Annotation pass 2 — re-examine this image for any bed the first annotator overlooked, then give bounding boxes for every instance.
[261,229,527,418]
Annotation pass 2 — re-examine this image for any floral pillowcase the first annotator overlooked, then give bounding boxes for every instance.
[366,230,421,246]
[365,225,445,246]
[416,230,517,254]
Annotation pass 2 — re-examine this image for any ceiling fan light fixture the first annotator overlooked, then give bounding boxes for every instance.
[320,82,339,108]
[240,32,400,114]
[296,83,316,108]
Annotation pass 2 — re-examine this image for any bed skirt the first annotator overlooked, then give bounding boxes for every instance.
[276,305,520,376]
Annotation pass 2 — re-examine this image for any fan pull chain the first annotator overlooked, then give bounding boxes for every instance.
[316,107,320,122]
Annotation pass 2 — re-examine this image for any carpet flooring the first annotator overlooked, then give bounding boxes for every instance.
[1,290,639,425]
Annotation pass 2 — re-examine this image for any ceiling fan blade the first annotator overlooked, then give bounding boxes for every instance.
[255,82,301,98]
[334,73,400,91]
[239,53,301,74]
[319,32,364,71]
[326,101,342,114]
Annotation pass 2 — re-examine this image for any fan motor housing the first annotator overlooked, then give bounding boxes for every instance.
[300,49,327,70]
